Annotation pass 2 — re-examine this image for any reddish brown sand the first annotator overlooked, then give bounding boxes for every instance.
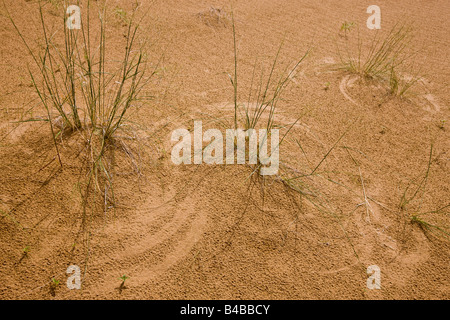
[0,0,449,299]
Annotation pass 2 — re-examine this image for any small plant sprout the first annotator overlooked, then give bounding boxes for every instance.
[437,119,446,130]
[22,246,30,255]
[119,275,129,285]
[18,245,31,263]
[50,278,61,296]
[340,21,355,38]
[118,275,129,293]
[114,7,130,25]
[51,278,60,286]
[324,82,331,90]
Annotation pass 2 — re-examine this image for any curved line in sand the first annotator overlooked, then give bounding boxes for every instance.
[339,75,361,107]
[84,179,210,292]
[136,208,208,281]
[85,205,207,294]
[115,203,208,283]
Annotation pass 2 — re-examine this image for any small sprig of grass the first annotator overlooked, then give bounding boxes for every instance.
[22,246,31,255]
[118,275,129,293]
[397,144,450,240]
[399,144,433,211]
[411,206,450,240]
[114,6,130,25]
[17,245,31,264]
[50,278,60,296]
[340,21,355,38]
[51,278,60,286]
[437,119,446,130]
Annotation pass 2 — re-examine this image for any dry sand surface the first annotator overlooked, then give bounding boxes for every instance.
[0,0,449,299]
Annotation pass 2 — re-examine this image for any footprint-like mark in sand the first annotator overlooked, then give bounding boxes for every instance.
[422,93,442,114]
[424,94,441,111]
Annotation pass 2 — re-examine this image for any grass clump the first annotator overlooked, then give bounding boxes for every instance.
[227,14,355,255]
[399,144,450,240]
[229,17,307,132]
[5,1,152,213]
[228,12,308,175]
[337,22,421,97]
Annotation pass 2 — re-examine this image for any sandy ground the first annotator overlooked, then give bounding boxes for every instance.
[0,0,449,299]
